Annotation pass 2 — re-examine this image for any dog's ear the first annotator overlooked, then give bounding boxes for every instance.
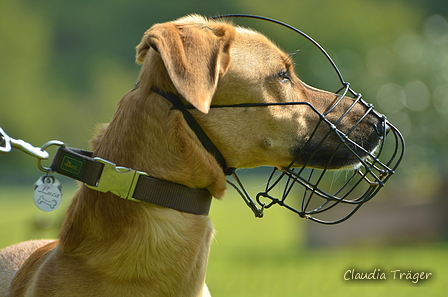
[136,18,235,113]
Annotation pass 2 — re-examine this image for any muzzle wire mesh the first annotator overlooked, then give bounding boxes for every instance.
[209,14,405,224]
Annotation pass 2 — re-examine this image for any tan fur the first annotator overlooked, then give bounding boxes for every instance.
[0,15,380,296]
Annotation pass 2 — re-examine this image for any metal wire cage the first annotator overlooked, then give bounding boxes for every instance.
[254,87,404,224]
[210,14,405,224]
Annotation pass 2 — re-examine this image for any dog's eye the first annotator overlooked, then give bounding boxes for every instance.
[277,70,291,83]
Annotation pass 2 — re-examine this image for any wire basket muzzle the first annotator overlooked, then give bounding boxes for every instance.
[254,91,405,224]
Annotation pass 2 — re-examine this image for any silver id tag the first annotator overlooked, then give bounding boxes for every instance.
[33,175,62,212]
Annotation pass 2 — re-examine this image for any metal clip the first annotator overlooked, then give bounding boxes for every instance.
[0,128,11,153]
[0,127,49,159]
[86,157,148,200]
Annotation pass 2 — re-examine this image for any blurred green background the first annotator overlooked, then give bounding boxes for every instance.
[1,0,448,296]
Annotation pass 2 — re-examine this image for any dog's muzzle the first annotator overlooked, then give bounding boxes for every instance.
[250,87,403,224]
[210,14,405,224]
[223,83,404,224]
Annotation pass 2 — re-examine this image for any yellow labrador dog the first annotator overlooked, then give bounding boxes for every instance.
[0,15,385,296]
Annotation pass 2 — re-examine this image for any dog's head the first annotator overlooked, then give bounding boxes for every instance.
[136,15,387,172]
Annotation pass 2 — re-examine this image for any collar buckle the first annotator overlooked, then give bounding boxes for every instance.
[86,157,148,201]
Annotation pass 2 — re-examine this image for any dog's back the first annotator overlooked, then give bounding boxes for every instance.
[0,240,53,295]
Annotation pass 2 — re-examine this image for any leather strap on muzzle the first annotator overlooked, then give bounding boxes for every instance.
[152,87,236,175]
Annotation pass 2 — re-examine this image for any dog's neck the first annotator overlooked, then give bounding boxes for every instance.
[57,85,226,295]
[93,86,226,194]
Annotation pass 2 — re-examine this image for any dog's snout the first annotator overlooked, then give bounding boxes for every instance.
[374,119,390,137]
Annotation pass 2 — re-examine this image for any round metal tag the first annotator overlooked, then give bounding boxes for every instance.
[33,175,62,212]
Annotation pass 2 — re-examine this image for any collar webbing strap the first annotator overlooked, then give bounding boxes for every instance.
[151,87,235,175]
[50,146,212,215]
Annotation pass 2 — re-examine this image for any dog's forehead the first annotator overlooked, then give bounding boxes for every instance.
[233,27,289,63]
[234,27,258,35]
[234,26,274,44]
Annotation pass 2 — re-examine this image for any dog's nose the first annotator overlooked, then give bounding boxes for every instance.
[374,120,391,136]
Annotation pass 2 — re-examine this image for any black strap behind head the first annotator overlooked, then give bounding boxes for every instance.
[152,87,235,175]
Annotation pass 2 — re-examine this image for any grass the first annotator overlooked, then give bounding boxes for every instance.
[0,181,445,296]
[207,195,445,297]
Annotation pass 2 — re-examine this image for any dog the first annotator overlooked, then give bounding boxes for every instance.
[0,14,385,296]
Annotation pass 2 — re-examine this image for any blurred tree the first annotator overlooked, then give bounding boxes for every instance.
[0,0,57,174]
[407,0,448,17]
